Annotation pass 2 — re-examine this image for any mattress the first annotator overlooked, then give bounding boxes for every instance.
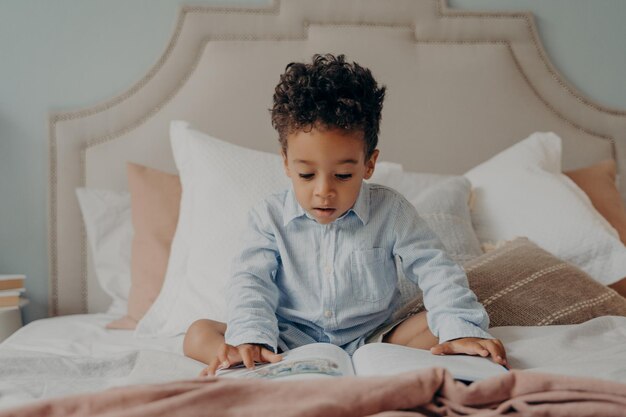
[1,314,626,410]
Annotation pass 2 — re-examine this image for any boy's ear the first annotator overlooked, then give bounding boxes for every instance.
[281,149,291,177]
[363,149,379,180]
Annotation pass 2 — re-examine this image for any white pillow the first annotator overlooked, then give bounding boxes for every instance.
[75,188,132,316]
[465,132,626,285]
[135,122,290,337]
[370,163,452,202]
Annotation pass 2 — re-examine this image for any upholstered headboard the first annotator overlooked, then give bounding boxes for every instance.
[49,0,626,315]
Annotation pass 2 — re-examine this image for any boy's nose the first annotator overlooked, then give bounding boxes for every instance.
[314,179,335,199]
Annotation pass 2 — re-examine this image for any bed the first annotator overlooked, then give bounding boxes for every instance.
[3,0,626,414]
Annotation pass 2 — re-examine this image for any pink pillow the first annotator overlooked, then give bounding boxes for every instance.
[565,159,626,298]
[565,160,626,245]
[107,163,181,329]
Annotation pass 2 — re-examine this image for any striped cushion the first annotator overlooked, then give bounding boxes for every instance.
[394,237,626,327]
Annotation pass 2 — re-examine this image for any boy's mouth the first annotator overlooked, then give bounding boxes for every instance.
[312,207,336,218]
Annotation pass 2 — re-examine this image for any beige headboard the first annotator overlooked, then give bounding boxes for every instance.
[49,0,626,315]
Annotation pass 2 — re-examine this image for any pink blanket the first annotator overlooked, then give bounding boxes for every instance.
[3,368,626,417]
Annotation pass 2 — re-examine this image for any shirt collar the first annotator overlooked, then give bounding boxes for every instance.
[282,182,370,226]
[283,188,307,226]
[350,181,370,225]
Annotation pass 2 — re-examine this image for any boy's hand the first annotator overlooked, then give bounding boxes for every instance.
[430,337,508,367]
[201,343,282,376]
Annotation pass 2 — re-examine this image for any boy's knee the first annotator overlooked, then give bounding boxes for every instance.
[183,319,226,356]
[188,318,226,335]
[183,320,204,356]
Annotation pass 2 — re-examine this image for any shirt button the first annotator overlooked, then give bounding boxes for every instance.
[324,265,332,275]
[324,310,332,318]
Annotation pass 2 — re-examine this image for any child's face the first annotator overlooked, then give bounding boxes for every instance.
[282,127,379,224]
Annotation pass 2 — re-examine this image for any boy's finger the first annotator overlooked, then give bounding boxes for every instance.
[430,342,455,355]
[483,339,507,363]
[434,340,487,357]
[241,348,255,369]
[206,357,221,376]
[432,339,508,366]
[260,348,282,363]
[471,342,489,357]
[217,348,230,370]
[493,338,505,349]
[491,343,508,367]
[449,341,486,357]
[481,342,502,363]
[227,346,242,364]
[496,342,508,362]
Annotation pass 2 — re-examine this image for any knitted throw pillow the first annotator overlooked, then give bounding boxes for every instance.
[394,237,626,326]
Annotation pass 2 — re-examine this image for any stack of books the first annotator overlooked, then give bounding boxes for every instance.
[0,274,27,308]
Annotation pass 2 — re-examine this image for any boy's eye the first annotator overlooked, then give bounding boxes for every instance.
[298,173,314,180]
[335,174,352,180]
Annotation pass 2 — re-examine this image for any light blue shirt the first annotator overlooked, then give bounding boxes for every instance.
[225,182,492,354]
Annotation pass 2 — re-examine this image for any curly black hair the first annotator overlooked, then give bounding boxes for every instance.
[271,54,386,159]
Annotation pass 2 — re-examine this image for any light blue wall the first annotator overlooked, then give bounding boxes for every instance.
[0,0,268,323]
[450,0,626,109]
[1,0,625,323]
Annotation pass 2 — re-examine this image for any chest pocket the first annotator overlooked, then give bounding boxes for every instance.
[349,248,394,303]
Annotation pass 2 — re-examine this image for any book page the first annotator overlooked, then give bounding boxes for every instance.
[217,343,355,380]
[352,343,507,382]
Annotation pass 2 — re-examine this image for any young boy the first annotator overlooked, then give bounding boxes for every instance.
[184,54,507,375]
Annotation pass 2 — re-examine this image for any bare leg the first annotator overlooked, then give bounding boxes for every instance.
[183,319,227,365]
[383,311,439,350]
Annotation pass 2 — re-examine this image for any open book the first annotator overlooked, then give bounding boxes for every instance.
[217,342,508,382]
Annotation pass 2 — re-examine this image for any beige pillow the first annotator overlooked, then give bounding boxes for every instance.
[395,238,626,327]
[565,159,626,245]
[107,163,181,329]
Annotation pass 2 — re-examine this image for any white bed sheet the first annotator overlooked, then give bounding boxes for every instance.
[490,316,626,382]
[0,313,204,410]
[1,314,625,410]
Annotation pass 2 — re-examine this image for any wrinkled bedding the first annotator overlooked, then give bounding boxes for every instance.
[3,368,626,417]
[1,314,626,412]
[0,314,203,410]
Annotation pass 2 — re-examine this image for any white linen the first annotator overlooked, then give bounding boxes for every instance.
[0,314,203,410]
[465,132,626,285]
[370,163,452,204]
[490,316,626,382]
[1,314,626,410]
[76,188,133,316]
